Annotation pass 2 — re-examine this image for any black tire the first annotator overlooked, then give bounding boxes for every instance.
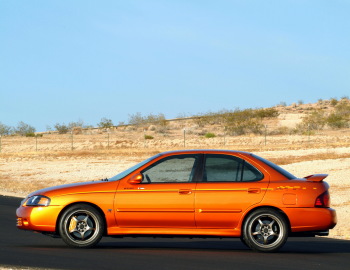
[59,204,104,248]
[243,208,288,252]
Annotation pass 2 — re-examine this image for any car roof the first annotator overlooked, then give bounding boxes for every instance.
[158,149,253,156]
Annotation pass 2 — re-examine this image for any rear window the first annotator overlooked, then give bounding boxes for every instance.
[252,154,296,180]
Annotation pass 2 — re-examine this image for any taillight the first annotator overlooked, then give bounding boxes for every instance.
[315,191,330,208]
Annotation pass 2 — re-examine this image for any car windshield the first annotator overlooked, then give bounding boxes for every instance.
[252,154,296,180]
[109,154,161,181]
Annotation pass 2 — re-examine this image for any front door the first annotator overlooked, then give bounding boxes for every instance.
[115,154,200,228]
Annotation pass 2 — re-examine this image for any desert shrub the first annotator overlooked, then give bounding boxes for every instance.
[54,120,85,134]
[128,112,167,127]
[302,110,327,130]
[268,126,291,135]
[327,113,348,129]
[279,101,287,107]
[192,107,278,135]
[204,132,216,138]
[144,134,154,140]
[148,125,156,131]
[326,101,350,129]
[25,132,36,137]
[156,126,169,134]
[54,123,69,134]
[330,98,338,106]
[98,118,113,129]
[14,121,36,136]
[254,108,279,118]
[0,122,13,135]
[293,123,316,135]
[128,112,144,125]
[72,127,83,135]
[68,120,84,130]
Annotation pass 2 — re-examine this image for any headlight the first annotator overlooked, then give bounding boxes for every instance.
[25,195,51,207]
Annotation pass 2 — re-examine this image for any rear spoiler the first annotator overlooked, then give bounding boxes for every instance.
[304,174,328,182]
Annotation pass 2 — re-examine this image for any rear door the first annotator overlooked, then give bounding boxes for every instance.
[195,154,269,229]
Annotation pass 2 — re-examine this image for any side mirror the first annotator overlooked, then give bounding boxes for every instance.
[128,173,143,184]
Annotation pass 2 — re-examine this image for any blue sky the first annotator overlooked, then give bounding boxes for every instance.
[1,0,349,131]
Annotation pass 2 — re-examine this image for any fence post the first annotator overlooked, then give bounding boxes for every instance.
[35,135,38,151]
[0,135,2,153]
[107,129,110,150]
[71,131,74,151]
[183,129,186,148]
[264,125,267,146]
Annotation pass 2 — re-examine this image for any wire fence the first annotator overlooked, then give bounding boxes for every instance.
[1,128,350,153]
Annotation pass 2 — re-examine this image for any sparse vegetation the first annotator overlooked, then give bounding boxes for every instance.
[14,121,36,136]
[299,98,350,131]
[204,132,216,138]
[128,112,167,127]
[193,107,279,135]
[144,134,154,140]
[54,123,70,134]
[330,98,338,106]
[98,118,114,129]
[0,122,12,135]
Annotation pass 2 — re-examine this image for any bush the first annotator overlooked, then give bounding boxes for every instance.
[326,101,350,129]
[15,122,36,136]
[129,113,167,127]
[204,132,216,138]
[330,98,338,106]
[302,110,327,130]
[0,122,12,135]
[98,118,113,129]
[327,113,348,129]
[25,132,36,137]
[144,135,154,140]
[54,123,70,134]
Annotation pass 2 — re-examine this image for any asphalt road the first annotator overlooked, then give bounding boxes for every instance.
[1,195,350,270]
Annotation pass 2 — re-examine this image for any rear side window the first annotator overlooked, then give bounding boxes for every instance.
[203,154,263,182]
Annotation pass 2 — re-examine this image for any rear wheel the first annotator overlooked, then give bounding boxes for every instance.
[59,204,104,248]
[243,208,288,252]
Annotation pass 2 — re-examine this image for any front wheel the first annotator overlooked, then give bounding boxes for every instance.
[243,208,288,252]
[59,204,104,248]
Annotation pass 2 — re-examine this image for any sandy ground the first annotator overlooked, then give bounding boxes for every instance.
[1,147,349,240]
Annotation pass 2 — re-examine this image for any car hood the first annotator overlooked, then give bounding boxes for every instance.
[27,180,119,198]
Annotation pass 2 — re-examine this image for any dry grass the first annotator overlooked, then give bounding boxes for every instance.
[269,152,350,165]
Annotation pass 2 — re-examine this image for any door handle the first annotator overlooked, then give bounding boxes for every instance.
[248,188,261,194]
[179,189,192,195]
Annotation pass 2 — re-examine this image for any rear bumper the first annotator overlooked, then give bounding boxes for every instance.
[284,207,337,233]
[16,205,63,232]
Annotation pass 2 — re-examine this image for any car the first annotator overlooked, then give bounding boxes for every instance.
[16,150,337,252]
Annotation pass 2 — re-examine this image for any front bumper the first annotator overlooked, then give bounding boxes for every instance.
[16,205,64,232]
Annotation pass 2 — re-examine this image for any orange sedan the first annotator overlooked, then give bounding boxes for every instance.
[16,150,337,252]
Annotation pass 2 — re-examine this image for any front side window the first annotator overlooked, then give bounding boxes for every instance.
[203,154,263,182]
[141,154,199,183]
